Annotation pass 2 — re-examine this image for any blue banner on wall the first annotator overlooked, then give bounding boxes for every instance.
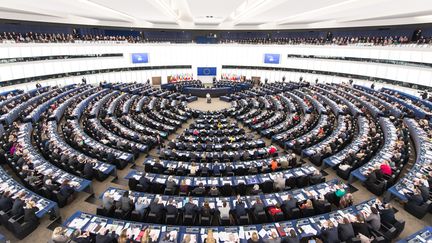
[264,53,280,64]
[131,53,149,63]
[197,67,217,76]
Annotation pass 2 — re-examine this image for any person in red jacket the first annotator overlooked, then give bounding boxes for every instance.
[268,203,282,216]
[380,160,392,175]
[268,146,277,156]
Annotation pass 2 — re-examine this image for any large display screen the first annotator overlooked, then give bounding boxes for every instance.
[131,53,149,63]
[264,53,280,64]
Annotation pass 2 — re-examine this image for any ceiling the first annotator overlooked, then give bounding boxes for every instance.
[1,0,432,30]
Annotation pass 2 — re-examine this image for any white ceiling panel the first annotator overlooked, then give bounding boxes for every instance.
[0,0,430,30]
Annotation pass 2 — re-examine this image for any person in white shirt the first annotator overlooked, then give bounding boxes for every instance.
[218,201,231,221]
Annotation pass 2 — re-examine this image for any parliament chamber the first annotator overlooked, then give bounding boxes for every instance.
[0,1,432,243]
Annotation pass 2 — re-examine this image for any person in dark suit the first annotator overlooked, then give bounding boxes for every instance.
[153,160,165,173]
[139,173,151,192]
[309,170,323,185]
[405,188,425,206]
[149,197,164,222]
[165,198,178,217]
[379,203,396,225]
[183,197,198,217]
[95,229,116,243]
[11,192,25,217]
[364,168,378,188]
[83,161,94,179]
[201,201,213,218]
[225,163,234,175]
[234,198,247,220]
[0,191,13,212]
[352,214,371,238]
[338,217,355,242]
[282,195,298,213]
[59,180,74,199]
[23,201,38,223]
[417,184,430,203]
[192,183,206,196]
[213,162,221,176]
[313,196,328,214]
[320,221,339,243]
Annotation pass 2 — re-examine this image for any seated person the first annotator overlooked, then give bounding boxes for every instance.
[218,201,231,221]
[71,230,91,243]
[282,195,298,212]
[339,193,353,209]
[208,186,220,197]
[149,197,164,221]
[267,203,283,217]
[273,174,286,191]
[364,206,381,231]
[309,170,323,185]
[52,227,69,243]
[313,195,328,213]
[251,198,265,219]
[59,180,75,200]
[338,217,355,242]
[270,159,279,171]
[404,187,425,206]
[250,184,262,195]
[24,200,38,223]
[138,173,151,192]
[183,197,199,218]
[378,203,396,225]
[380,160,392,176]
[352,214,372,239]
[320,221,339,243]
[0,191,14,212]
[192,183,206,196]
[135,197,150,217]
[179,179,189,195]
[165,198,179,218]
[102,191,114,210]
[116,191,133,212]
[11,192,26,217]
[299,199,314,210]
[201,201,214,218]
[285,229,300,243]
[165,176,177,193]
[234,197,247,221]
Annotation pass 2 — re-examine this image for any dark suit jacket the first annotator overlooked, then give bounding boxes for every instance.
[407,193,424,206]
[380,208,396,224]
[24,207,38,223]
[352,222,371,238]
[419,185,430,202]
[283,199,298,211]
[139,176,151,190]
[11,198,24,216]
[0,196,13,212]
[149,202,164,215]
[183,202,198,215]
[83,163,94,178]
[285,236,300,243]
[95,232,116,243]
[235,203,247,217]
[338,223,355,241]
[321,227,339,243]
[166,204,178,216]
